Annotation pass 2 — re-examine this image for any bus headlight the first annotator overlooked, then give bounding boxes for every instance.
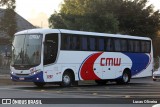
[11,71,14,75]
[30,69,41,75]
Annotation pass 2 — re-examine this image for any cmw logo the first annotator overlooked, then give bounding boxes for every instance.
[100,58,121,66]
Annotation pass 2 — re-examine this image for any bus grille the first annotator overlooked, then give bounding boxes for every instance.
[15,73,29,76]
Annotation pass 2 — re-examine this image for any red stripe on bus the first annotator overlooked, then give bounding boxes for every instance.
[80,52,103,80]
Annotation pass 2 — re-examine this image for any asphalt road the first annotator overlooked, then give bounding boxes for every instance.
[0,77,160,107]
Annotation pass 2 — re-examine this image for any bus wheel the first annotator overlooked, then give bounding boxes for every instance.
[153,79,157,81]
[95,80,107,85]
[117,71,131,84]
[61,72,72,87]
[34,82,46,88]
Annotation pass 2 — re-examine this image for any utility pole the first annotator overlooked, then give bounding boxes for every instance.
[41,21,43,28]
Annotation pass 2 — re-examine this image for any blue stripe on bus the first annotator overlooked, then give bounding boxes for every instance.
[123,53,150,76]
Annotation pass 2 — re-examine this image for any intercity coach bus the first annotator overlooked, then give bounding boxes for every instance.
[10,29,153,87]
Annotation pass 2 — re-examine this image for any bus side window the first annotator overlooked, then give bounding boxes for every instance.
[65,35,71,50]
[71,36,76,50]
[128,40,134,52]
[146,41,151,53]
[141,41,146,53]
[114,39,121,52]
[61,34,65,50]
[134,40,140,52]
[106,38,114,52]
[76,36,81,50]
[121,39,127,52]
[71,35,80,50]
[141,41,151,53]
[81,37,88,51]
[89,37,96,51]
[44,33,58,65]
[61,34,71,50]
[98,38,104,51]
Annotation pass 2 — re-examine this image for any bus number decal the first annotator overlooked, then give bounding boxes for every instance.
[47,75,53,79]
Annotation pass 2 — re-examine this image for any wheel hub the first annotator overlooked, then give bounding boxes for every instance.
[63,75,70,84]
[123,73,129,82]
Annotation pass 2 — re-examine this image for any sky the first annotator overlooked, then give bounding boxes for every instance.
[16,0,64,28]
[15,0,160,28]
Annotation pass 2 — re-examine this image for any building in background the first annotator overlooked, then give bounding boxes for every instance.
[0,9,35,43]
[0,9,35,69]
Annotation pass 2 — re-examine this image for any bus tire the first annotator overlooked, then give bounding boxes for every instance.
[34,82,46,88]
[117,70,131,84]
[153,79,156,81]
[95,80,107,85]
[61,72,73,87]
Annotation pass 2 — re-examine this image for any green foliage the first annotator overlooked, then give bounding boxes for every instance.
[0,0,16,9]
[115,0,160,38]
[49,12,67,29]
[49,0,160,38]
[49,0,119,33]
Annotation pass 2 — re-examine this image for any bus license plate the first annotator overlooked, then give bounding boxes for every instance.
[19,77,25,80]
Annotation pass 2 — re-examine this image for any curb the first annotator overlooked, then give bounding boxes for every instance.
[0,74,33,85]
[0,74,10,79]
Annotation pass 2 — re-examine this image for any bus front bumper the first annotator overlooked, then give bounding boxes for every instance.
[10,71,44,82]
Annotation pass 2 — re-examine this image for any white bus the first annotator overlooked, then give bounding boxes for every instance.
[10,29,153,87]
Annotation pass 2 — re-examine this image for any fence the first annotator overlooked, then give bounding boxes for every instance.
[0,53,10,74]
[0,44,11,74]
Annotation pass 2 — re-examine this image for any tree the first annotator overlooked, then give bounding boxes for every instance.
[49,0,119,33]
[115,0,160,38]
[49,0,160,38]
[49,12,67,29]
[0,0,16,9]
[0,0,17,38]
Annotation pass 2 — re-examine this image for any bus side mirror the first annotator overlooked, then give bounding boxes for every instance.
[7,43,15,58]
[1,44,12,58]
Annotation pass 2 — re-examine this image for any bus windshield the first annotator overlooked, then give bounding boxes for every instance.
[11,34,42,69]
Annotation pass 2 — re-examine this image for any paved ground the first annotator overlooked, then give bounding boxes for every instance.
[2,77,159,98]
[0,75,159,107]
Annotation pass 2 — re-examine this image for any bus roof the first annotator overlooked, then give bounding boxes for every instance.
[15,28,151,40]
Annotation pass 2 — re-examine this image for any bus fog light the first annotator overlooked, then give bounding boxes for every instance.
[36,78,39,80]
[11,77,12,79]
